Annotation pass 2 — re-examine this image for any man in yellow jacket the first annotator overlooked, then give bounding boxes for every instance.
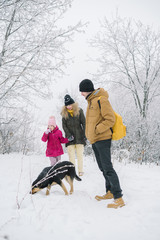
[79,79,125,208]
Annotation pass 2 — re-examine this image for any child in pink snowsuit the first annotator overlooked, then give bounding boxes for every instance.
[42,116,70,166]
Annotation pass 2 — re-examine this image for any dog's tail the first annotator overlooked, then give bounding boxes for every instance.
[75,175,82,181]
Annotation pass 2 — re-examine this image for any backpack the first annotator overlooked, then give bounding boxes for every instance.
[98,97,126,141]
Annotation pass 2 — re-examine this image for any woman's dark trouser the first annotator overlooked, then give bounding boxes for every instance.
[92,139,122,199]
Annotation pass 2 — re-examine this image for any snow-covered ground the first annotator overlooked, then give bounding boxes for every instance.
[0,152,160,240]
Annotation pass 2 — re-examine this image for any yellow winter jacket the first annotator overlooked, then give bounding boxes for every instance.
[85,88,115,144]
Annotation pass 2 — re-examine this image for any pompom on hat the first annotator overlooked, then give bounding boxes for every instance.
[64,94,75,106]
[79,79,95,92]
[48,116,56,127]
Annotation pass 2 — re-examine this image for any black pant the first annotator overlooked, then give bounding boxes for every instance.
[92,139,122,199]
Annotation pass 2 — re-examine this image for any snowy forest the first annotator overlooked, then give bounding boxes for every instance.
[0,0,160,164]
[1,1,160,240]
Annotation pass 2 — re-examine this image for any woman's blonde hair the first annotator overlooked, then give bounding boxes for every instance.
[61,102,80,119]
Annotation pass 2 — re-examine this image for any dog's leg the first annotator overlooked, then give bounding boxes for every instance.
[46,185,51,195]
[60,181,69,195]
[65,176,74,194]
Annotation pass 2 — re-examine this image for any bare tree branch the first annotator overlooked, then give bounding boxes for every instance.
[90,16,160,118]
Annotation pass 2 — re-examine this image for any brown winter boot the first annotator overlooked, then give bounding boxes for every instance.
[95,191,114,201]
[107,197,125,209]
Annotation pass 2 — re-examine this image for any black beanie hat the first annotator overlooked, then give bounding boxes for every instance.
[64,94,75,106]
[79,79,95,92]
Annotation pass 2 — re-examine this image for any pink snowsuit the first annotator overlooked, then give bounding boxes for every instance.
[41,126,68,157]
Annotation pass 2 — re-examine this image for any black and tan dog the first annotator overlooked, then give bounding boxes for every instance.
[31,161,81,195]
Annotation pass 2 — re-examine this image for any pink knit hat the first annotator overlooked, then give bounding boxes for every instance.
[48,116,56,127]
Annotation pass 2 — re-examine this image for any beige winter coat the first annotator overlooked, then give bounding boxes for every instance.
[85,88,115,144]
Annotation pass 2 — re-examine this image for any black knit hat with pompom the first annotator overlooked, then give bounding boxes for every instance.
[64,94,75,106]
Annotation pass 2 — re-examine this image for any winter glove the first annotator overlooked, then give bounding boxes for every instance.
[45,129,51,134]
[85,139,90,145]
[68,136,74,142]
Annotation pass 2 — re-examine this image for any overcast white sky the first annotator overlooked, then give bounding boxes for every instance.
[65,0,160,30]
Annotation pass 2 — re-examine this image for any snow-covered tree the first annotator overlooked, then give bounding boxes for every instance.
[0,0,81,104]
[0,0,82,154]
[90,16,160,163]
